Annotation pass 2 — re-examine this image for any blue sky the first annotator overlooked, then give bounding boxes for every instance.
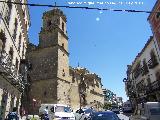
[28,0,156,102]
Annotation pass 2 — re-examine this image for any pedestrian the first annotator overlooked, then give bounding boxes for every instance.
[6,107,19,120]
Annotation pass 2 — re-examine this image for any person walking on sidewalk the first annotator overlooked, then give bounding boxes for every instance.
[6,107,19,120]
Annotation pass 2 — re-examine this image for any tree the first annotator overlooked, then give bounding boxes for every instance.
[103,103,112,110]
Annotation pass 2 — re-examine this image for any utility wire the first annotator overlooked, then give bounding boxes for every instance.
[0,0,159,14]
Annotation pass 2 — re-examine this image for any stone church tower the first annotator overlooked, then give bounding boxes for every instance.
[26,8,71,114]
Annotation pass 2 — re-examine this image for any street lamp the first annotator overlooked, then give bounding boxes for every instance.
[32,98,36,116]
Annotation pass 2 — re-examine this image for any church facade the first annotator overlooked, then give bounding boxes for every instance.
[26,8,104,114]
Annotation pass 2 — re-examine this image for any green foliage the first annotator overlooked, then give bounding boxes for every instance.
[103,103,112,110]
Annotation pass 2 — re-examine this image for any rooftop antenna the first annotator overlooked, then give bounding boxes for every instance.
[78,62,80,67]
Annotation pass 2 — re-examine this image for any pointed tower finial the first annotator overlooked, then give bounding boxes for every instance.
[54,2,57,8]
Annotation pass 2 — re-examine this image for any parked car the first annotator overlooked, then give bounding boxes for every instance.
[89,111,121,120]
[129,102,160,120]
[39,104,75,120]
[122,101,133,113]
[111,106,120,114]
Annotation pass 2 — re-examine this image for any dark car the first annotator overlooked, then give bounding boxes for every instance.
[111,106,120,114]
[89,111,121,120]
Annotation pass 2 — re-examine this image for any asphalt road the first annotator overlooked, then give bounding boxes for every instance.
[117,113,130,120]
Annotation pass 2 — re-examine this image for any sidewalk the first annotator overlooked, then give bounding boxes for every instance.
[19,115,40,120]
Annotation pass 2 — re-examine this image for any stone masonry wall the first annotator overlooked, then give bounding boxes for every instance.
[28,79,58,114]
[27,46,58,81]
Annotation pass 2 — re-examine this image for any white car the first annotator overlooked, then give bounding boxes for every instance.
[39,104,75,120]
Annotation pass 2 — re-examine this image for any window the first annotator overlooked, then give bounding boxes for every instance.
[156,12,160,19]
[23,10,25,17]
[150,107,160,115]
[62,43,64,48]
[9,47,13,60]
[18,34,21,52]
[148,49,158,68]
[150,50,156,59]
[47,20,52,26]
[62,69,65,76]
[133,62,141,79]
[22,42,25,58]
[13,18,18,40]
[156,71,160,81]
[142,59,149,75]
[62,22,64,31]
[16,58,19,69]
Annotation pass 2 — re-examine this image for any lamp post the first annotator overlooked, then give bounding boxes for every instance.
[32,98,36,116]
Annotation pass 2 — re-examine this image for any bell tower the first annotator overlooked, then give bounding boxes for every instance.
[27,8,71,114]
[39,8,68,49]
[39,8,71,103]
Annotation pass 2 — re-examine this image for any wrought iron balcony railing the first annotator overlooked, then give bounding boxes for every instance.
[151,80,160,91]
[148,57,159,69]
[146,80,160,94]
[141,65,149,76]
[0,50,25,92]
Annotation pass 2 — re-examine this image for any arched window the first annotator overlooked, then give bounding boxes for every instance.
[62,22,64,31]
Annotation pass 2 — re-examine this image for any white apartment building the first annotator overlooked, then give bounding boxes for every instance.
[125,36,160,109]
[0,0,30,119]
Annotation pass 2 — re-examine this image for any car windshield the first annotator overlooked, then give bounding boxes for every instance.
[150,107,160,115]
[55,106,72,113]
[91,112,120,120]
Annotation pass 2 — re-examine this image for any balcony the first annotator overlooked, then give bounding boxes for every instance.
[133,69,141,79]
[148,57,159,69]
[0,50,25,92]
[146,80,160,94]
[141,65,149,76]
[151,80,160,91]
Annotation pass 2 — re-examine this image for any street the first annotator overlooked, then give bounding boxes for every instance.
[117,112,131,120]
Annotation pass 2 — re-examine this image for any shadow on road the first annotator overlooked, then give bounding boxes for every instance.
[123,112,133,117]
